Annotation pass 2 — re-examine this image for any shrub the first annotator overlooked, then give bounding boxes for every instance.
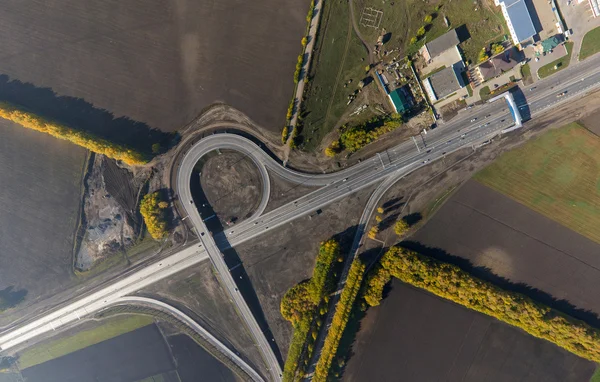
[377,247,600,363]
[478,47,489,63]
[324,140,341,157]
[139,192,168,240]
[492,42,504,55]
[0,101,147,165]
[313,259,366,381]
[367,226,379,239]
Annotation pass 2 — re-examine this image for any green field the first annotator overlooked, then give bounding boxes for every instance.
[580,26,600,61]
[18,314,154,369]
[353,0,506,63]
[475,123,600,244]
[538,42,574,79]
[299,0,369,151]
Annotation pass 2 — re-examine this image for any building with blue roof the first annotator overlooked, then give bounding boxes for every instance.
[495,0,537,45]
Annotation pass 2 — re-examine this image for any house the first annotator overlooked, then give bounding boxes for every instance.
[388,87,412,114]
[423,63,465,101]
[421,29,460,62]
[476,47,525,82]
[495,0,537,45]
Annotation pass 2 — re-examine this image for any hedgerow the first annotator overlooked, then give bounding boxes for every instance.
[0,101,147,165]
[313,259,366,381]
[368,247,600,363]
[139,192,169,240]
[281,239,340,382]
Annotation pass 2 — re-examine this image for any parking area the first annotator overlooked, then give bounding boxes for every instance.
[525,43,567,78]
[560,0,600,61]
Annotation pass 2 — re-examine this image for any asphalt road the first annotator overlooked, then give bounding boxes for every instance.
[3,54,600,382]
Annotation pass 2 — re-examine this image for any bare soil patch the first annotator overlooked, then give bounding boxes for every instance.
[263,171,320,214]
[0,0,309,132]
[345,281,595,382]
[229,185,376,359]
[200,151,262,225]
[410,180,600,323]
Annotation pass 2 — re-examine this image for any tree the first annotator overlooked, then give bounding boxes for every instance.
[417,26,426,37]
[282,126,289,144]
[375,215,382,223]
[367,226,379,239]
[478,47,489,63]
[301,37,308,46]
[151,143,161,154]
[410,36,417,45]
[140,192,169,240]
[424,14,433,23]
[158,201,169,209]
[394,219,409,236]
[492,42,504,54]
[377,207,384,214]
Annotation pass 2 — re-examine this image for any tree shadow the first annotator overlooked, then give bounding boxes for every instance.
[379,213,400,231]
[400,241,600,328]
[403,212,422,226]
[382,196,403,210]
[0,286,27,311]
[0,74,177,157]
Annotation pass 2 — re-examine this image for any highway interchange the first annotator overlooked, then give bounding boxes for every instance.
[2,53,600,381]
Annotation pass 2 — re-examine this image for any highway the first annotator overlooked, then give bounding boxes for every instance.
[2,54,600,381]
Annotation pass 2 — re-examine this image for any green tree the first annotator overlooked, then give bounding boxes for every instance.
[424,14,433,23]
[417,26,426,37]
[410,36,418,45]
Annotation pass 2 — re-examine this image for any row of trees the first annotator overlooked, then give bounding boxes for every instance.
[478,42,505,63]
[139,192,169,240]
[325,114,403,156]
[313,259,366,381]
[407,9,439,48]
[0,101,147,165]
[364,246,600,363]
[281,240,342,381]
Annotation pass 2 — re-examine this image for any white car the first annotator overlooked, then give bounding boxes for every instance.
[470,118,477,122]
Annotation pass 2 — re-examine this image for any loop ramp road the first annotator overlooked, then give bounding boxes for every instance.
[3,53,600,381]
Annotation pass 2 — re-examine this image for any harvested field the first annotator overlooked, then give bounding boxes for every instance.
[21,324,174,382]
[474,122,600,244]
[228,185,375,359]
[345,280,595,381]
[410,180,600,323]
[0,0,309,132]
[139,261,268,379]
[0,121,86,321]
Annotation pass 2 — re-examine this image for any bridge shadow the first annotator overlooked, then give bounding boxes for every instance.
[189,168,284,366]
[0,74,177,158]
[511,87,531,122]
[401,241,600,328]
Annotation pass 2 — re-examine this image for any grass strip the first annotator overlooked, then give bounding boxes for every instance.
[365,247,600,363]
[580,26,600,61]
[0,101,147,165]
[18,315,153,369]
[313,259,366,381]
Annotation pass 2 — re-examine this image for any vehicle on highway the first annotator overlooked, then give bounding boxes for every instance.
[190,200,194,204]
[484,123,490,126]
[461,134,466,138]
[530,87,536,91]
[422,159,430,164]
[342,178,348,182]
[485,114,491,118]
[470,118,477,122]
[557,91,567,98]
